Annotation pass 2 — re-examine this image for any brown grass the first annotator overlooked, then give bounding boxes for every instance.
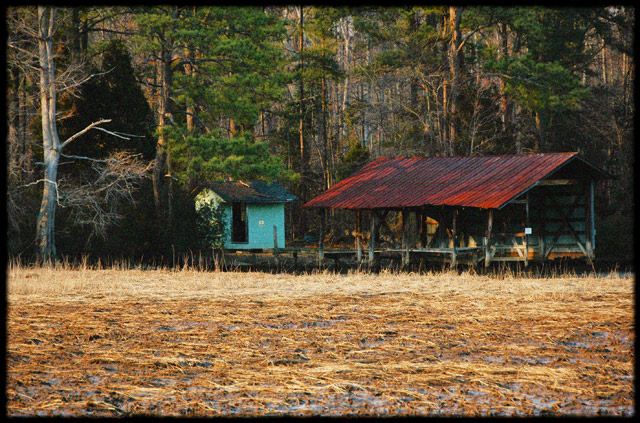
[5,264,635,417]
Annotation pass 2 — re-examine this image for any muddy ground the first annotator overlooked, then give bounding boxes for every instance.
[5,270,635,417]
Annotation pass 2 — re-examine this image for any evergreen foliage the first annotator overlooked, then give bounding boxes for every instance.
[195,201,228,252]
[6,5,634,264]
[168,128,295,187]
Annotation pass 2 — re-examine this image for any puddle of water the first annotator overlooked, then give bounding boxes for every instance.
[481,356,504,364]
[176,360,214,368]
[87,375,102,385]
[558,341,592,348]
[359,339,386,348]
[146,377,179,388]
[465,389,488,397]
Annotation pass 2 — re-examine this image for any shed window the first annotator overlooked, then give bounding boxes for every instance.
[231,202,248,243]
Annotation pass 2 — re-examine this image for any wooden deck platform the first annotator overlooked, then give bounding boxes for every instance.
[225,241,577,269]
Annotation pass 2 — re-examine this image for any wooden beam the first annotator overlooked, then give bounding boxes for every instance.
[537,179,579,186]
[485,209,493,268]
[538,199,546,262]
[525,192,530,267]
[401,208,409,267]
[591,181,596,251]
[439,206,446,248]
[318,209,325,264]
[586,181,594,258]
[451,208,458,269]
[418,209,427,248]
[369,211,377,266]
[355,210,362,262]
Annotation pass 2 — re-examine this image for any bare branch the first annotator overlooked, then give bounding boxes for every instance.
[58,67,115,94]
[93,127,133,140]
[457,23,493,55]
[60,154,108,163]
[58,151,152,239]
[23,178,60,204]
[59,119,111,150]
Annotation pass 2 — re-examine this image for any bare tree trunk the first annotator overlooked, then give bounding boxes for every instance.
[448,6,462,157]
[534,111,542,152]
[295,5,308,238]
[298,5,307,180]
[7,68,22,181]
[498,22,517,153]
[153,41,173,242]
[230,118,237,138]
[340,16,352,143]
[409,11,420,122]
[185,60,196,134]
[184,53,197,190]
[35,6,61,262]
[19,74,34,180]
[601,38,608,85]
[439,10,449,156]
[363,34,371,148]
[320,32,329,190]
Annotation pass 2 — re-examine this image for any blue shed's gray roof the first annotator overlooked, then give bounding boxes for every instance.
[205,181,298,203]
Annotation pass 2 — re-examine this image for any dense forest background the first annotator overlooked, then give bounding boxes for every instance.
[6,6,634,265]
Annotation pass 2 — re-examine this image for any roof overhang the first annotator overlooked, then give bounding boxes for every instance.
[497,154,614,210]
[204,181,298,204]
[303,152,611,211]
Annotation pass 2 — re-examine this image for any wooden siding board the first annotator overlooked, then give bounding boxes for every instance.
[225,203,286,250]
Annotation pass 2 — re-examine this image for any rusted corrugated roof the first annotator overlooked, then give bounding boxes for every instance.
[303,152,604,210]
[206,181,298,203]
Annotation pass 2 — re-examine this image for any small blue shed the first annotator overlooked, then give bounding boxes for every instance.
[195,181,298,250]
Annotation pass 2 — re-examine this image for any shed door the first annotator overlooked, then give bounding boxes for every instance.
[231,202,248,243]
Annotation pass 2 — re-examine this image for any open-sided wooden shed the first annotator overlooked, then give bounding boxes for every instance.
[303,152,611,267]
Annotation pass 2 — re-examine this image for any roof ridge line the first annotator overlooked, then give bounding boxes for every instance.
[373,152,578,160]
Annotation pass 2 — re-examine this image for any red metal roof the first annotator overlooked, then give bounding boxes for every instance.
[303,152,587,210]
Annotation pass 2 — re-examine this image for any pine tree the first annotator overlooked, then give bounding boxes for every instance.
[162,7,293,191]
[483,7,594,152]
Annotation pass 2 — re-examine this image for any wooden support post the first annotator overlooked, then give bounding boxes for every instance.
[451,209,458,269]
[525,193,530,267]
[408,209,413,263]
[356,210,362,262]
[318,209,325,265]
[439,206,446,248]
[273,225,279,267]
[418,209,427,248]
[485,209,493,268]
[369,211,377,266]
[590,181,595,252]
[539,199,546,262]
[401,208,409,268]
[586,181,594,260]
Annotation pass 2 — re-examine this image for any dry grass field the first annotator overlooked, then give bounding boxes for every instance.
[5,263,635,417]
